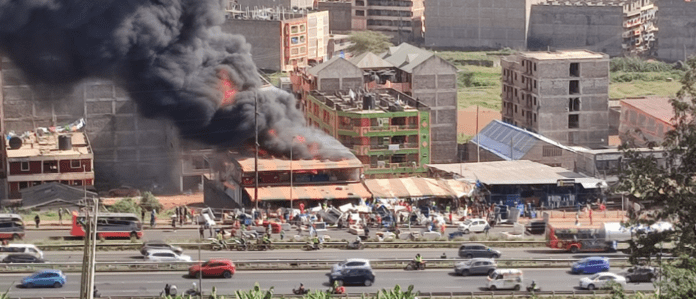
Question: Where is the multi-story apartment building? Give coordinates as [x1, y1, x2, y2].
[306, 89, 431, 178]
[501, 50, 610, 148]
[222, 9, 329, 72]
[622, 0, 658, 55]
[3, 131, 94, 199]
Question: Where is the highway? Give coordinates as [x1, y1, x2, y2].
[0, 269, 655, 297]
[40, 247, 628, 263]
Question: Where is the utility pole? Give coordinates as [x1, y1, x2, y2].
[79, 197, 98, 299]
[254, 90, 259, 211]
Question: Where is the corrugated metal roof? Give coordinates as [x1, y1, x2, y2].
[364, 178, 454, 198]
[244, 183, 371, 201]
[231, 152, 364, 173]
[379, 43, 434, 73]
[308, 56, 344, 76]
[620, 97, 674, 125]
[349, 52, 393, 69]
[472, 120, 538, 160]
[427, 160, 606, 188]
[438, 179, 475, 198]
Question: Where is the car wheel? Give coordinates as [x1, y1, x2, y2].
[513, 285, 520, 291]
[336, 280, 344, 286]
[53, 282, 62, 288]
[130, 232, 138, 240]
[464, 229, 470, 234]
[487, 269, 495, 275]
[625, 276, 631, 283]
[489, 285, 496, 291]
[570, 246, 579, 254]
[461, 270, 469, 276]
[12, 234, 21, 241]
[364, 280, 373, 286]
[223, 271, 232, 278]
[588, 284, 595, 291]
[465, 254, 473, 259]
[492, 254, 500, 259]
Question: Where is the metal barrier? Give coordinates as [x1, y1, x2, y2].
[0, 257, 633, 273]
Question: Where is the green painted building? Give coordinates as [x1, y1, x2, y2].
[305, 88, 431, 178]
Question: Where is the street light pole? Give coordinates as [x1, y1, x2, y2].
[88, 197, 97, 299]
[290, 139, 294, 220]
[254, 90, 259, 212]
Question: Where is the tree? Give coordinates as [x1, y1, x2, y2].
[347, 31, 393, 55]
[617, 56, 696, 298]
[108, 197, 140, 214]
[139, 192, 163, 212]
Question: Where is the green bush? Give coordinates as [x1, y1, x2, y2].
[140, 192, 163, 212]
[108, 197, 141, 214]
[610, 57, 675, 72]
[235, 283, 273, 299]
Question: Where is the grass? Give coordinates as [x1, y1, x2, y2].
[436, 52, 503, 111]
[609, 80, 682, 99]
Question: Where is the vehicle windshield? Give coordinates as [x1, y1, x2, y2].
[338, 261, 347, 266]
[463, 220, 473, 225]
[589, 274, 601, 280]
[488, 272, 497, 279]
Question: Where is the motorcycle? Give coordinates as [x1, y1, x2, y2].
[255, 240, 274, 251]
[233, 238, 248, 251]
[404, 260, 426, 270]
[346, 240, 364, 250]
[305, 241, 323, 251]
[526, 284, 540, 292]
[292, 288, 310, 295]
[211, 239, 229, 251]
[159, 284, 178, 297]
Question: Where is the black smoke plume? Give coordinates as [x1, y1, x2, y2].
[0, 0, 354, 160]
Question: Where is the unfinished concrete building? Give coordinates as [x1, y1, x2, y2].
[501, 50, 610, 148]
[425, 0, 544, 50]
[655, 0, 696, 62]
[234, 0, 314, 10]
[318, 1, 353, 33]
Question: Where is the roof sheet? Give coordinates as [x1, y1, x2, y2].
[349, 52, 394, 69]
[364, 178, 454, 198]
[6, 132, 92, 158]
[380, 43, 434, 73]
[231, 152, 364, 173]
[521, 50, 605, 60]
[244, 182, 371, 201]
[427, 160, 606, 188]
[620, 97, 674, 125]
[471, 120, 538, 160]
[308, 56, 343, 76]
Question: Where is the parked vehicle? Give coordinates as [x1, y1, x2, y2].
[332, 258, 371, 275]
[140, 240, 183, 256]
[579, 273, 626, 290]
[526, 221, 546, 235]
[144, 249, 192, 262]
[330, 268, 376, 286]
[108, 186, 141, 197]
[0, 213, 25, 241]
[188, 259, 235, 278]
[458, 218, 489, 234]
[305, 241, 322, 251]
[624, 266, 657, 283]
[21, 269, 66, 288]
[571, 257, 610, 274]
[454, 258, 497, 276]
[458, 243, 501, 259]
[2, 254, 44, 263]
[486, 269, 523, 291]
[0, 244, 44, 259]
[346, 240, 364, 250]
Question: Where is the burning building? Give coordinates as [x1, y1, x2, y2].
[204, 147, 370, 209]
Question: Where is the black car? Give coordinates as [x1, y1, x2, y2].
[140, 240, 183, 256]
[329, 268, 376, 286]
[458, 243, 501, 259]
[2, 254, 45, 263]
[625, 266, 657, 283]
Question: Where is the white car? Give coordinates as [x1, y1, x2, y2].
[458, 218, 489, 234]
[579, 273, 626, 290]
[331, 258, 371, 274]
[144, 249, 192, 262]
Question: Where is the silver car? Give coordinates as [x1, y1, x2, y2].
[454, 258, 497, 276]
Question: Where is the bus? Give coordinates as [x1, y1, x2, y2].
[70, 212, 143, 239]
[546, 222, 624, 253]
[0, 214, 25, 241]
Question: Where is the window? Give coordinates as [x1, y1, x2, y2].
[356, 10, 365, 16]
[71, 160, 81, 168]
[569, 80, 580, 94]
[533, 63, 537, 72]
[533, 113, 537, 122]
[570, 63, 579, 77]
[569, 98, 581, 112]
[291, 26, 298, 34]
[514, 105, 518, 113]
[534, 80, 537, 89]
[43, 161, 58, 173]
[299, 24, 305, 32]
[533, 97, 537, 106]
[568, 114, 579, 129]
[21, 162, 30, 171]
[542, 145, 563, 157]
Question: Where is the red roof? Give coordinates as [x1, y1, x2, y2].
[620, 97, 674, 125]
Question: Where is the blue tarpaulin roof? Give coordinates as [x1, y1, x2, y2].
[471, 120, 537, 160]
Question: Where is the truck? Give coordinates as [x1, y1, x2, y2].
[546, 222, 631, 253]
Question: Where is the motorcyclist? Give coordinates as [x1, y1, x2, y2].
[298, 283, 306, 294]
[414, 253, 423, 268]
[353, 235, 362, 245]
[312, 236, 321, 249]
[263, 233, 272, 245]
[530, 280, 537, 290]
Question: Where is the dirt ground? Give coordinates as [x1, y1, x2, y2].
[101, 193, 204, 209]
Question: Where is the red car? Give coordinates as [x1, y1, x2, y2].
[262, 220, 282, 234]
[188, 259, 235, 278]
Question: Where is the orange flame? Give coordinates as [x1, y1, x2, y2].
[218, 69, 237, 107]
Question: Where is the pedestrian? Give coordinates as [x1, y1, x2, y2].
[364, 225, 370, 238]
[58, 208, 63, 225]
[179, 206, 184, 226]
[198, 225, 205, 239]
[171, 214, 177, 229]
[575, 212, 580, 226]
[440, 222, 446, 235]
[141, 209, 145, 222]
[589, 208, 593, 225]
[164, 284, 171, 296]
[484, 224, 490, 237]
[150, 209, 156, 228]
[280, 229, 285, 241]
[34, 214, 40, 228]
[209, 225, 214, 238]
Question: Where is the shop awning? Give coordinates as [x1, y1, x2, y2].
[244, 183, 371, 202]
[365, 178, 454, 199]
[438, 179, 475, 198]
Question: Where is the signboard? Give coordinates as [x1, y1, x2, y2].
[557, 179, 575, 187]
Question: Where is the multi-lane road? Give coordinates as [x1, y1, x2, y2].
[0, 269, 655, 297]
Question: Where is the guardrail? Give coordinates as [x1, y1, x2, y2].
[0, 257, 634, 273]
[4, 289, 655, 299]
[35, 240, 547, 251]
